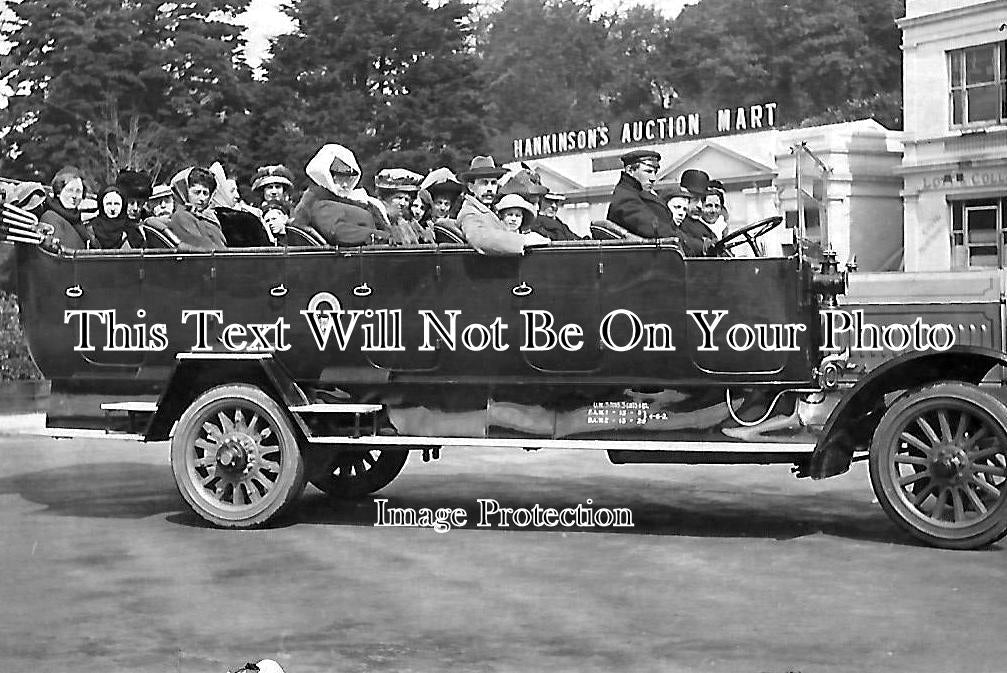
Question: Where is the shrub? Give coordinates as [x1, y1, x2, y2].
[0, 290, 43, 382]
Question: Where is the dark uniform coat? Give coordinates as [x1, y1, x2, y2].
[680, 215, 718, 255]
[607, 173, 675, 239]
[606, 173, 707, 255]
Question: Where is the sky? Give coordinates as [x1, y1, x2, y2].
[238, 0, 696, 68]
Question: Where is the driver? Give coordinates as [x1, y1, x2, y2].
[678, 169, 719, 253]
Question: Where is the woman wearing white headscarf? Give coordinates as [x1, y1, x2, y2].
[290, 144, 388, 246]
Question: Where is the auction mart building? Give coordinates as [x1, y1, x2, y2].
[519, 0, 1006, 278]
[508, 104, 905, 274]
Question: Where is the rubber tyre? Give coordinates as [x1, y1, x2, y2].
[171, 384, 306, 528]
[309, 448, 409, 499]
[869, 382, 1007, 550]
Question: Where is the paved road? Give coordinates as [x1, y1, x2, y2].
[0, 433, 1004, 673]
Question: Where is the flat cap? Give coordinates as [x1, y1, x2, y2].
[620, 149, 661, 166]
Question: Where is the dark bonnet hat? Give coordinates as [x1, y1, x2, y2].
[116, 170, 153, 201]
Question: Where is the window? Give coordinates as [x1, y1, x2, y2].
[591, 156, 624, 173]
[948, 42, 1006, 127]
[951, 199, 1006, 269]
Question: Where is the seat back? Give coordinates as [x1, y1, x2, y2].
[285, 224, 326, 247]
[138, 225, 177, 249]
[433, 220, 465, 244]
[590, 219, 644, 242]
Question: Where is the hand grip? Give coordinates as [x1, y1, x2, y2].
[512, 282, 532, 297]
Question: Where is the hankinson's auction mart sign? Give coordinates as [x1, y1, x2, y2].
[511, 102, 779, 161]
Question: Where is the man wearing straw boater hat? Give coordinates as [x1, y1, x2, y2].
[456, 155, 548, 255]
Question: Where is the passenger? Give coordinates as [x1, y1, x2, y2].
[210, 163, 274, 246]
[495, 193, 537, 233]
[411, 188, 436, 232]
[39, 166, 98, 250]
[116, 170, 153, 225]
[661, 185, 713, 256]
[168, 166, 227, 250]
[678, 169, 719, 253]
[541, 192, 564, 219]
[374, 168, 433, 245]
[147, 184, 175, 219]
[420, 167, 464, 223]
[142, 184, 182, 246]
[261, 199, 291, 246]
[290, 143, 388, 246]
[91, 185, 145, 249]
[701, 179, 729, 239]
[457, 156, 548, 255]
[250, 164, 297, 212]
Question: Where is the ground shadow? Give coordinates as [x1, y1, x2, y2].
[7, 461, 997, 550]
[0, 462, 183, 518]
[286, 472, 920, 546]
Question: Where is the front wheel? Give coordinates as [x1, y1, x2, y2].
[171, 384, 306, 528]
[869, 382, 1007, 549]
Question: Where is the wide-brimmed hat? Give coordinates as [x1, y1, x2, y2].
[420, 167, 464, 196]
[374, 168, 423, 192]
[251, 165, 295, 192]
[542, 192, 566, 203]
[499, 169, 549, 199]
[460, 156, 507, 182]
[147, 184, 173, 202]
[680, 169, 711, 197]
[495, 193, 537, 216]
[116, 170, 153, 201]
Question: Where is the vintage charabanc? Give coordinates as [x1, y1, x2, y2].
[2, 191, 1006, 550]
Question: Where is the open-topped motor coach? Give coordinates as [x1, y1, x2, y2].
[2, 189, 1006, 550]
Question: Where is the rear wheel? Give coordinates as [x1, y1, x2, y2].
[171, 384, 305, 528]
[869, 382, 1007, 549]
[309, 448, 409, 499]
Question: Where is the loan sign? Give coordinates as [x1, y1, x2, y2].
[511, 102, 779, 161]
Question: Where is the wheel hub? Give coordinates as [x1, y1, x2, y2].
[215, 433, 257, 476]
[931, 444, 968, 483]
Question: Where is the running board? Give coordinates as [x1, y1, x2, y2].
[24, 428, 147, 441]
[289, 403, 382, 413]
[101, 402, 158, 412]
[305, 435, 815, 453]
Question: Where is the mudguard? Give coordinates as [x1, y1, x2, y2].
[803, 345, 1007, 479]
[144, 353, 309, 441]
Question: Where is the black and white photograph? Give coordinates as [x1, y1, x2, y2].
[1, 0, 1006, 670]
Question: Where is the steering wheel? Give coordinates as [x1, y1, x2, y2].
[709, 215, 784, 257]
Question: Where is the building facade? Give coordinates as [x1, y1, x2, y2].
[899, 0, 1007, 272]
[515, 119, 904, 272]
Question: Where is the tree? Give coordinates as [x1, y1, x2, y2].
[599, 6, 678, 119]
[0, 0, 256, 184]
[476, 0, 612, 151]
[254, 0, 490, 185]
[667, 0, 904, 127]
